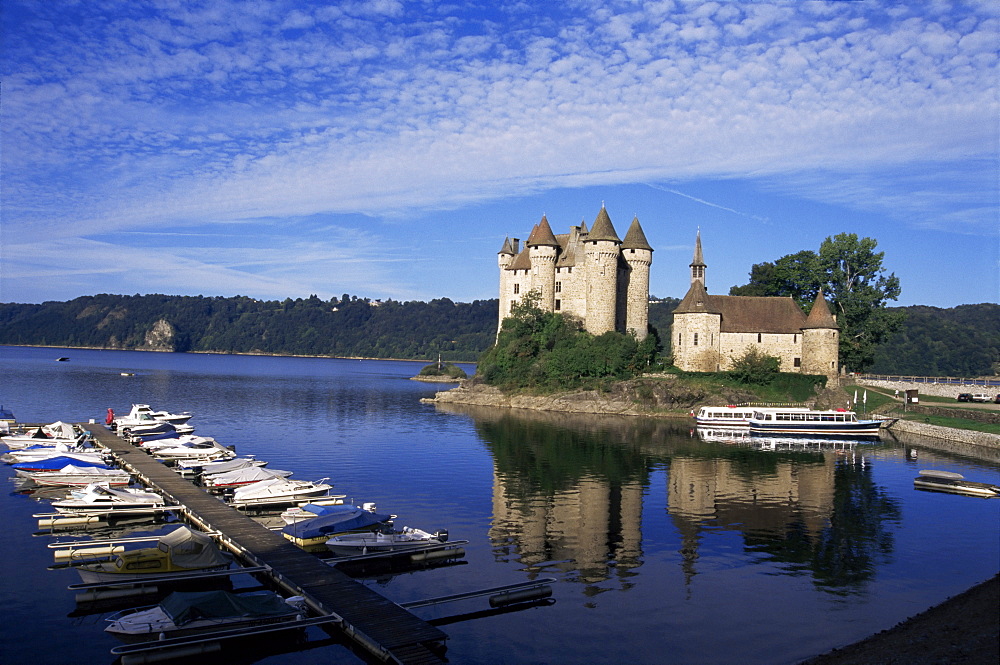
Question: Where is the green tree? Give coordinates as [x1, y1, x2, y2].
[728, 347, 781, 385]
[819, 233, 904, 372]
[730, 233, 903, 372]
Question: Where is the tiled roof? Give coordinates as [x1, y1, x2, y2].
[802, 289, 839, 329]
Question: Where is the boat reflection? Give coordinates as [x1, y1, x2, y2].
[694, 427, 865, 452]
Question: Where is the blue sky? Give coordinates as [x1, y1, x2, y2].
[2, 0, 997, 308]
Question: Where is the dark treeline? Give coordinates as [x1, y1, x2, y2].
[0, 295, 996, 376]
[0, 294, 496, 361]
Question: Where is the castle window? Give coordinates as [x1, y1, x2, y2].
[555, 299, 561, 311]
[757, 333, 762, 343]
[513, 284, 520, 294]
[555, 282, 562, 293]
[567, 267, 572, 273]
[678, 333, 682, 346]
[510, 301, 516, 312]
[793, 334, 798, 343]
[694, 333, 699, 346]
[794, 358, 801, 368]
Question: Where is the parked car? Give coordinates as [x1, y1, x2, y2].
[970, 393, 990, 402]
[957, 393, 972, 402]
[994, 394, 1000, 404]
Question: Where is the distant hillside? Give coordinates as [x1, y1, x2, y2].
[0, 294, 496, 362]
[0, 296, 995, 377]
[869, 303, 999, 377]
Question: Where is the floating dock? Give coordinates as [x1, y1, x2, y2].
[80, 423, 447, 664]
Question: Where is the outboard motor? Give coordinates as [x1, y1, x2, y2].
[434, 529, 449, 542]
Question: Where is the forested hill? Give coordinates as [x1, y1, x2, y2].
[0, 295, 996, 376]
[869, 303, 1000, 377]
[0, 294, 497, 361]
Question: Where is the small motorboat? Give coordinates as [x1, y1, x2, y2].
[229, 477, 335, 508]
[3, 442, 105, 465]
[913, 470, 1000, 498]
[23, 464, 132, 487]
[202, 466, 292, 490]
[326, 526, 449, 556]
[110, 404, 192, 431]
[12, 455, 114, 475]
[175, 456, 267, 478]
[105, 590, 306, 643]
[281, 503, 391, 549]
[51, 483, 166, 513]
[150, 439, 235, 463]
[74, 526, 233, 583]
[1, 422, 81, 449]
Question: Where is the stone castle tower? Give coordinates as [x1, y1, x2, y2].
[671, 231, 840, 381]
[498, 205, 653, 340]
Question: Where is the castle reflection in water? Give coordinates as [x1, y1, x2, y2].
[439, 404, 899, 595]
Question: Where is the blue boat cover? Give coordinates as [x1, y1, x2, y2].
[281, 506, 391, 540]
[12, 456, 111, 471]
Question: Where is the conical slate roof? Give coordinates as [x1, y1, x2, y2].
[802, 289, 839, 329]
[498, 237, 516, 255]
[588, 206, 621, 243]
[526, 215, 559, 247]
[621, 216, 653, 251]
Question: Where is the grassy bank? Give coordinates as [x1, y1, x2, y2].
[846, 386, 1000, 435]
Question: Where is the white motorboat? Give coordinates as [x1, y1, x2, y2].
[1, 422, 81, 449]
[202, 466, 292, 490]
[110, 404, 192, 430]
[75, 526, 232, 583]
[105, 590, 306, 644]
[913, 470, 1000, 498]
[25, 464, 132, 487]
[230, 477, 334, 507]
[175, 456, 267, 478]
[3, 444, 105, 465]
[51, 483, 166, 513]
[139, 434, 216, 451]
[326, 526, 449, 556]
[151, 439, 235, 463]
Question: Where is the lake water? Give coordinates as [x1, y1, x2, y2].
[1, 345, 998, 665]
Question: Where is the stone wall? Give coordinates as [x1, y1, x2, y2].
[884, 418, 1000, 461]
[858, 379, 999, 400]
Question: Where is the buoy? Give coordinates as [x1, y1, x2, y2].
[489, 585, 552, 608]
[75, 585, 158, 604]
[53, 545, 124, 561]
[39, 515, 102, 529]
[120, 641, 221, 665]
[410, 547, 465, 564]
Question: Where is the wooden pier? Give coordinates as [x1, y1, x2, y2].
[80, 423, 447, 665]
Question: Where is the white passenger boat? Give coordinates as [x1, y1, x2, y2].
[26, 464, 132, 487]
[202, 466, 292, 490]
[230, 477, 334, 507]
[3, 445, 105, 465]
[747, 408, 883, 438]
[693, 405, 809, 427]
[105, 590, 306, 644]
[326, 526, 449, 556]
[51, 483, 166, 513]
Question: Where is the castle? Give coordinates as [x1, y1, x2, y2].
[497, 206, 653, 340]
[670, 232, 841, 380]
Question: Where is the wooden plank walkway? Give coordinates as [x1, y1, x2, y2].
[81, 424, 447, 665]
